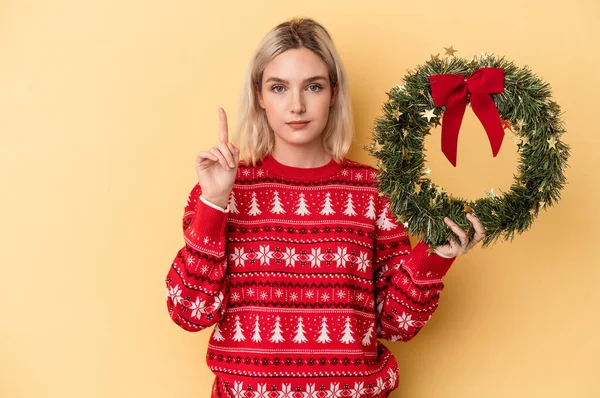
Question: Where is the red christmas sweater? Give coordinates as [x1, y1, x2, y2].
[165, 154, 455, 398]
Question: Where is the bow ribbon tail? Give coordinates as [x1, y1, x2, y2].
[440, 85, 468, 167]
[470, 93, 505, 157]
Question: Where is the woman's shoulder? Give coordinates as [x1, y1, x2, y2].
[341, 156, 378, 171]
[338, 156, 381, 184]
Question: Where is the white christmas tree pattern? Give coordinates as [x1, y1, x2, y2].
[292, 316, 308, 343]
[364, 195, 376, 219]
[320, 192, 336, 215]
[231, 186, 403, 223]
[251, 315, 262, 342]
[376, 202, 397, 231]
[269, 316, 285, 343]
[340, 317, 356, 344]
[232, 315, 246, 342]
[228, 191, 239, 214]
[361, 324, 374, 346]
[212, 323, 225, 341]
[270, 190, 286, 214]
[343, 193, 357, 216]
[316, 317, 332, 343]
[294, 193, 311, 216]
[247, 192, 262, 216]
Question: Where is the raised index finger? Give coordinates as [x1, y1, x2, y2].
[218, 107, 229, 144]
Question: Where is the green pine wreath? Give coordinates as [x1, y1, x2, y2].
[366, 50, 570, 248]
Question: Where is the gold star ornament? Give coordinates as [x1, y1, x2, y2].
[444, 46, 458, 56]
[420, 108, 437, 122]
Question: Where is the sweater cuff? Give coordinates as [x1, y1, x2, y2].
[185, 196, 229, 250]
[403, 241, 456, 284]
[200, 195, 230, 212]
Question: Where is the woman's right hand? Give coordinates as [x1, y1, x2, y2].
[195, 107, 239, 209]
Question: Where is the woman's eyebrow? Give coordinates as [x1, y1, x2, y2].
[265, 76, 328, 84]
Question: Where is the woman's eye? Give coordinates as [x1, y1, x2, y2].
[270, 84, 323, 93]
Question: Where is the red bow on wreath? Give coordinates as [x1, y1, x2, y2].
[429, 68, 505, 167]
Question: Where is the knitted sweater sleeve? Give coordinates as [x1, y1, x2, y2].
[373, 193, 456, 342]
[165, 183, 230, 332]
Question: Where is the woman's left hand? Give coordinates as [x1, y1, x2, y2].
[433, 213, 486, 258]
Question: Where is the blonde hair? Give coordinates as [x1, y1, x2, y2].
[232, 17, 354, 167]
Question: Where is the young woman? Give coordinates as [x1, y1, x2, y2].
[165, 17, 485, 398]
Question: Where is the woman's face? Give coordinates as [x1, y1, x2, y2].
[257, 47, 337, 151]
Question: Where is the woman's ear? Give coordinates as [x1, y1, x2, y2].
[330, 83, 338, 107]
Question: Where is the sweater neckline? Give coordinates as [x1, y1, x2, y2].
[260, 154, 343, 181]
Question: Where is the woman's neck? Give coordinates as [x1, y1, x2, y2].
[271, 144, 331, 168]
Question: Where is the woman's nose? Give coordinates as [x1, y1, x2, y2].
[290, 90, 305, 113]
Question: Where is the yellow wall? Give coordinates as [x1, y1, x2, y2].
[2, 1, 598, 397]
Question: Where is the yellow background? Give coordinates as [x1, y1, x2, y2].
[2, 0, 599, 397]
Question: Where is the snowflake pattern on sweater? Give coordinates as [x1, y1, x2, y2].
[166, 154, 455, 397]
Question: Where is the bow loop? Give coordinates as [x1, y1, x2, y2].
[428, 67, 505, 166]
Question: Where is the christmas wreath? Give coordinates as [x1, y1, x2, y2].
[366, 47, 570, 248]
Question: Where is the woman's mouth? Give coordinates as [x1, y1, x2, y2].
[287, 121, 310, 130]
